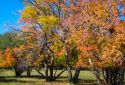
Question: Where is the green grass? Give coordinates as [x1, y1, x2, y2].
[0, 69, 98, 85]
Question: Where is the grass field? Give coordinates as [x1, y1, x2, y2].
[0, 69, 101, 85]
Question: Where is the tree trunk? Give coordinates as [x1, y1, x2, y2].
[15, 70, 22, 77]
[14, 66, 22, 77]
[94, 69, 102, 85]
[27, 67, 32, 77]
[67, 66, 73, 82]
[72, 68, 81, 84]
[44, 63, 49, 81]
[104, 67, 124, 85]
[49, 65, 54, 81]
[89, 59, 102, 85]
[64, 44, 73, 82]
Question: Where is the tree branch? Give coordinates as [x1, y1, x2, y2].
[35, 69, 45, 78]
[55, 69, 66, 79]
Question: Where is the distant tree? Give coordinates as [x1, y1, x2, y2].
[0, 32, 21, 50]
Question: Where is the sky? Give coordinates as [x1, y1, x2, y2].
[0, 0, 24, 34]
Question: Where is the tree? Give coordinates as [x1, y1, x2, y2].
[58, 0, 125, 84]
[18, 0, 67, 81]
[0, 32, 23, 68]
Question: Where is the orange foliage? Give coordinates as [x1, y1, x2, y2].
[59, 0, 125, 68]
[0, 48, 16, 67]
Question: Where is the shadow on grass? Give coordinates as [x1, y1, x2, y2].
[0, 75, 125, 85]
[55, 79, 99, 85]
[0, 75, 68, 79]
[78, 79, 99, 85]
[0, 78, 36, 83]
[19, 75, 68, 79]
[0, 76, 40, 83]
[18, 75, 45, 79]
[0, 75, 41, 78]
[0, 76, 108, 85]
[0, 76, 99, 84]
